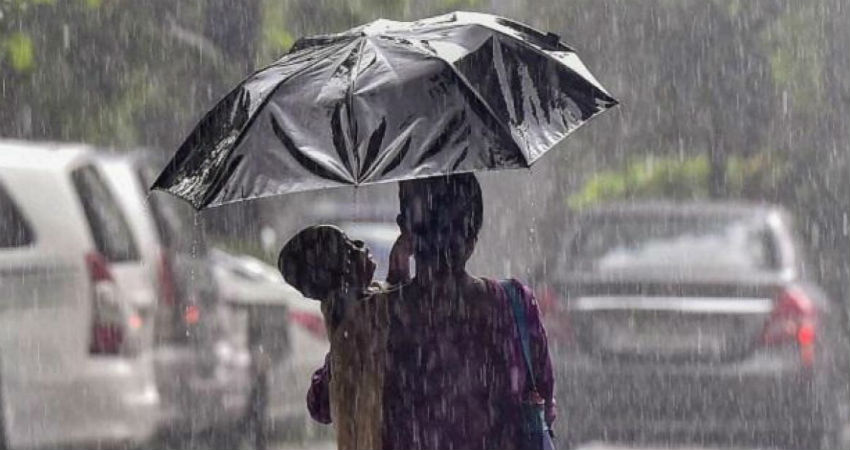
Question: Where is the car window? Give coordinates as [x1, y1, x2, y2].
[0, 182, 34, 248]
[567, 215, 780, 274]
[71, 165, 140, 262]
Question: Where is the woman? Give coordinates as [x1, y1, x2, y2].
[284, 174, 555, 450]
[382, 174, 556, 450]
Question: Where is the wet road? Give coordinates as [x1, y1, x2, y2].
[141, 438, 762, 450]
[575, 446, 764, 450]
[137, 435, 788, 450]
[268, 441, 770, 450]
[141, 432, 784, 450]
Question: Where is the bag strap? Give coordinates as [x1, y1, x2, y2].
[501, 280, 537, 391]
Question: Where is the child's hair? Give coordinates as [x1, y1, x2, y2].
[278, 225, 350, 300]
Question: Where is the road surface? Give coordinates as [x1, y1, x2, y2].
[270, 441, 767, 450]
[144, 430, 781, 450]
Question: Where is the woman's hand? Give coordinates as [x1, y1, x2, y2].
[386, 230, 413, 285]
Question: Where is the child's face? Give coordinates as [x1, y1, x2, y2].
[302, 233, 376, 297]
[341, 235, 377, 291]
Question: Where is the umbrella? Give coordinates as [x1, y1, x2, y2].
[153, 11, 618, 209]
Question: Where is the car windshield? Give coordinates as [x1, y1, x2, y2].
[566, 215, 780, 274]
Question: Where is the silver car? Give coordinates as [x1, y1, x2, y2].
[97, 152, 254, 436]
[209, 249, 329, 438]
[0, 141, 159, 449]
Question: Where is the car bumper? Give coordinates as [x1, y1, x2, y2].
[6, 358, 160, 449]
[556, 349, 825, 445]
[154, 346, 252, 435]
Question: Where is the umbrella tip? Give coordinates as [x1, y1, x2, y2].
[544, 32, 561, 47]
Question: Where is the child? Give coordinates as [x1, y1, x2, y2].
[278, 225, 410, 450]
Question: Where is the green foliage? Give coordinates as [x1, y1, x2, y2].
[569, 153, 787, 210]
[2, 32, 33, 72]
[0, 0, 56, 11]
[257, 0, 483, 64]
[263, 28, 295, 58]
[258, 0, 294, 63]
[439, 0, 482, 9]
[0, 0, 486, 147]
[570, 155, 707, 210]
[0, 0, 247, 148]
[764, 4, 824, 116]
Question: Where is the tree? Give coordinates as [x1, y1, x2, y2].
[0, 0, 257, 150]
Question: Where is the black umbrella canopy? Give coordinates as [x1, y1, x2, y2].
[153, 11, 618, 209]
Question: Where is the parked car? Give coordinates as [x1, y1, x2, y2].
[0, 141, 159, 449]
[209, 248, 328, 437]
[539, 202, 850, 449]
[98, 152, 253, 435]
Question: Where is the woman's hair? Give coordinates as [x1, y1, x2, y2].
[278, 225, 349, 300]
[398, 173, 483, 265]
[398, 173, 483, 239]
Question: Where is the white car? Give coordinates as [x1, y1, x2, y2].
[209, 249, 329, 436]
[96, 153, 253, 435]
[0, 141, 159, 449]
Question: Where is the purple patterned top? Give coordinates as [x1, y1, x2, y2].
[307, 278, 555, 449]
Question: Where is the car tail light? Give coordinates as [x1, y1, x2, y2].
[760, 287, 816, 366]
[289, 310, 326, 339]
[184, 304, 201, 325]
[157, 250, 177, 306]
[86, 252, 124, 355]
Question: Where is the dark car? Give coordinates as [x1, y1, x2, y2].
[538, 202, 850, 449]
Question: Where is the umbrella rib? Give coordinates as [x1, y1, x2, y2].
[372, 36, 529, 166]
[229, 41, 356, 153]
[173, 41, 357, 208]
[414, 27, 616, 166]
[484, 26, 617, 102]
[348, 38, 367, 183]
[383, 21, 616, 107]
[439, 55, 530, 166]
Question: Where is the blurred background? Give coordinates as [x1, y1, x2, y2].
[1, 0, 848, 449]
[3, 0, 847, 292]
